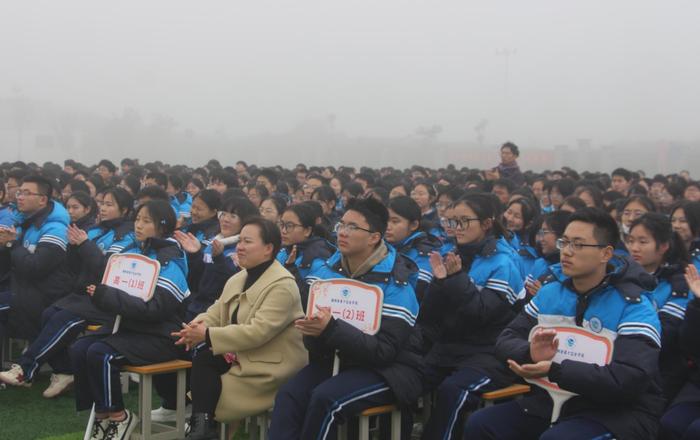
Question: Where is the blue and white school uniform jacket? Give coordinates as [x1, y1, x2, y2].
[502, 256, 664, 440]
[277, 236, 336, 309]
[301, 245, 423, 405]
[186, 236, 241, 320]
[392, 231, 442, 302]
[467, 237, 525, 308]
[690, 239, 700, 273]
[91, 237, 190, 364]
[170, 192, 193, 219]
[509, 231, 539, 282]
[2, 201, 72, 339]
[418, 236, 524, 385]
[649, 263, 691, 399]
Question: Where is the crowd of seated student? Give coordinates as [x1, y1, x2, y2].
[3, 146, 700, 439]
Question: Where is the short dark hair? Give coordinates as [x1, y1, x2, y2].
[258, 168, 279, 186]
[241, 216, 282, 258]
[612, 168, 632, 182]
[136, 200, 177, 238]
[135, 185, 169, 202]
[21, 174, 54, 198]
[210, 171, 239, 189]
[145, 171, 168, 188]
[193, 189, 222, 211]
[346, 197, 389, 236]
[103, 187, 134, 217]
[98, 160, 117, 173]
[221, 196, 259, 222]
[568, 207, 619, 247]
[501, 141, 520, 157]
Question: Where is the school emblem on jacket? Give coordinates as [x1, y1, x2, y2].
[566, 336, 576, 348]
[588, 317, 603, 333]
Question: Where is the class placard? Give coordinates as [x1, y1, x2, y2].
[101, 254, 161, 302]
[308, 279, 383, 335]
[526, 324, 614, 422]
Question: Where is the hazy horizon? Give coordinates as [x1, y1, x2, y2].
[1, 1, 699, 169]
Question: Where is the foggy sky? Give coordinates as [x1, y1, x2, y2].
[2, 0, 699, 153]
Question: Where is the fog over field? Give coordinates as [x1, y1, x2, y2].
[1, 1, 699, 173]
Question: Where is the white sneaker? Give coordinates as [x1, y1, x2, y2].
[43, 373, 74, 398]
[151, 404, 192, 422]
[90, 418, 108, 440]
[103, 409, 139, 440]
[0, 364, 31, 387]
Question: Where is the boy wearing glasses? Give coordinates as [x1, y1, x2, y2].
[0, 175, 71, 360]
[268, 198, 421, 440]
[465, 208, 664, 440]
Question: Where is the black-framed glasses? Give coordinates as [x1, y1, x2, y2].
[334, 222, 374, 235]
[277, 221, 304, 232]
[443, 216, 480, 230]
[556, 238, 608, 252]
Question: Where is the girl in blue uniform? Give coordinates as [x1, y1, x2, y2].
[418, 193, 524, 440]
[626, 213, 691, 400]
[385, 196, 441, 302]
[276, 202, 335, 309]
[69, 200, 190, 440]
[503, 197, 540, 280]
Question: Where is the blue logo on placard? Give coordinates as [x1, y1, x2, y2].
[566, 336, 576, 348]
[589, 317, 603, 333]
[131, 261, 138, 269]
[341, 288, 350, 297]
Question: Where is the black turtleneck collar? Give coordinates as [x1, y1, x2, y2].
[23, 202, 53, 229]
[243, 259, 275, 291]
[543, 251, 560, 265]
[74, 214, 97, 231]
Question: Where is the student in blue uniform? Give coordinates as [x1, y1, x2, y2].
[177, 189, 222, 296]
[168, 174, 193, 224]
[521, 211, 572, 301]
[660, 264, 700, 439]
[0, 187, 135, 398]
[268, 198, 422, 440]
[670, 201, 700, 271]
[625, 213, 691, 400]
[276, 202, 335, 309]
[464, 208, 664, 440]
[69, 200, 189, 440]
[64, 191, 97, 230]
[418, 192, 523, 440]
[0, 175, 71, 343]
[503, 197, 540, 280]
[384, 196, 441, 302]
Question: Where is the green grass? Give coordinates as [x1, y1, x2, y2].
[0, 372, 251, 440]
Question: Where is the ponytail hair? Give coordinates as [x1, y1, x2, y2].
[629, 212, 689, 266]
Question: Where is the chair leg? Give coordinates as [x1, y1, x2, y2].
[359, 415, 370, 440]
[176, 369, 187, 439]
[259, 413, 268, 440]
[391, 410, 401, 440]
[249, 416, 259, 440]
[83, 404, 96, 440]
[140, 374, 152, 440]
[120, 372, 129, 395]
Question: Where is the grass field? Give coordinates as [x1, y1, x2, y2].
[0, 373, 251, 440]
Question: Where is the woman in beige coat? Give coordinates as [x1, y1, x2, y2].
[173, 217, 308, 439]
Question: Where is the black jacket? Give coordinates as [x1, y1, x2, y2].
[301, 249, 425, 407]
[2, 203, 72, 340]
[90, 238, 188, 364]
[497, 258, 664, 440]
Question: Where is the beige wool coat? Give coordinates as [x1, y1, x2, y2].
[195, 260, 308, 422]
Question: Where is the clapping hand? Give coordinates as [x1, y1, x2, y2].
[685, 265, 700, 299]
[173, 231, 202, 254]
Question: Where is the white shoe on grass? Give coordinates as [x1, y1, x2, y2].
[43, 373, 74, 398]
[103, 409, 139, 440]
[151, 404, 192, 422]
[0, 364, 31, 387]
